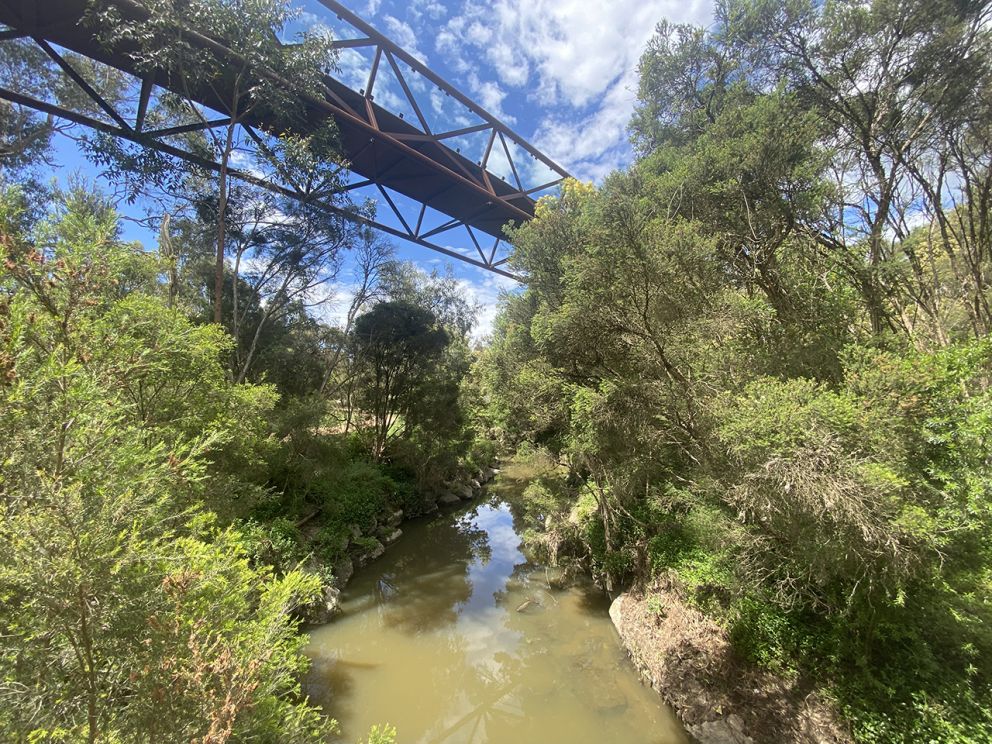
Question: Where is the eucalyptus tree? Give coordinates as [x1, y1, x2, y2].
[319, 231, 395, 397]
[220, 180, 358, 384]
[631, 17, 828, 328]
[0, 38, 66, 188]
[89, 0, 343, 323]
[729, 0, 992, 337]
[634, 0, 992, 340]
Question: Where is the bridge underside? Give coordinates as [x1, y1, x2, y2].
[0, 0, 570, 277]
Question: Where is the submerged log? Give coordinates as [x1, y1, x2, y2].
[516, 597, 541, 613]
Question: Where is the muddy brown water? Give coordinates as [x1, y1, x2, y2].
[304, 494, 688, 744]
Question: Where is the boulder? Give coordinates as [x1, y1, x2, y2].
[608, 594, 627, 629]
[347, 523, 362, 540]
[438, 491, 461, 506]
[303, 584, 341, 625]
[470, 478, 482, 492]
[355, 539, 385, 567]
[688, 717, 754, 744]
[594, 687, 629, 716]
[571, 661, 628, 716]
[456, 483, 474, 500]
[384, 528, 403, 545]
[332, 532, 350, 555]
[387, 509, 404, 528]
[332, 557, 354, 588]
[543, 566, 569, 589]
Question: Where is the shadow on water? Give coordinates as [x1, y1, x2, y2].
[305, 495, 688, 744]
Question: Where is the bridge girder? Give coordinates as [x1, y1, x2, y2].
[0, 0, 571, 278]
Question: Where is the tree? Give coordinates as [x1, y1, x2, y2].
[730, 0, 992, 337]
[0, 184, 333, 741]
[223, 183, 354, 384]
[481, 2, 992, 737]
[351, 300, 450, 459]
[319, 231, 395, 396]
[0, 39, 64, 175]
[90, 0, 342, 323]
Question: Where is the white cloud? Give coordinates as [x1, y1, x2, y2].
[228, 148, 265, 179]
[441, 0, 710, 106]
[457, 270, 521, 342]
[410, 0, 447, 21]
[313, 281, 362, 328]
[532, 66, 641, 182]
[382, 15, 428, 64]
[436, 0, 713, 180]
[466, 72, 516, 125]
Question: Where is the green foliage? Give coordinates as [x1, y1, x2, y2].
[315, 459, 397, 534]
[240, 517, 308, 573]
[351, 299, 457, 457]
[363, 723, 398, 744]
[0, 187, 333, 740]
[0, 39, 61, 181]
[483, 2, 992, 738]
[727, 597, 803, 675]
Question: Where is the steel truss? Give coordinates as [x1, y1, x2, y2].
[0, 0, 572, 279]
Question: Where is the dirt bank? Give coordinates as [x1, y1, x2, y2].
[609, 576, 852, 744]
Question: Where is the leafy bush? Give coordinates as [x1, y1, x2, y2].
[0, 188, 332, 740]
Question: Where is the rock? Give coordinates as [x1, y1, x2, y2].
[470, 478, 482, 492]
[347, 523, 362, 540]
[355, 539, 385, 567]
[304, 584, 341, 625]
[593, 687, 628, 716]
[331, 557, 354, 588]
[456, 483, 474, 500]
[688, 718, 754, 744]
[384, 528, 402, 545]
[328, 532, 350, 555]
[608, 594, 626, 629]
[543, 566, 568, 589]
[481, 466, 497, 482]
[569, 659, 629, 715]
[438, 491, 461, 506]
[387, 509, 403, 528]
[609, 586, 849, 744]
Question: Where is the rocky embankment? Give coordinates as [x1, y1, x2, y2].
[301, 464, 499, 624]
[609, 576, 852, 744]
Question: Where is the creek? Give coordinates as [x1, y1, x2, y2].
[304, 470, 688, 744]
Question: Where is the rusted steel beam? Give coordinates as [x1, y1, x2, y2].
[0, 0, 571, 275]
[318, 0, 571, 182]
[0, 85, 521, 279]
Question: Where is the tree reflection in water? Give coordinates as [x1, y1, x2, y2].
[305, 498, 687, 744]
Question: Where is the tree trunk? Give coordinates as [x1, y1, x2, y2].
[214, 123, 236, 325]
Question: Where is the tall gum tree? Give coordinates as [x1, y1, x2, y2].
[88, 0, 342, 324]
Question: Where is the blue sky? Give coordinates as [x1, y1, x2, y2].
[48, 0, 714, 339]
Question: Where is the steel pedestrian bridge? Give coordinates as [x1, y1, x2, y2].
[0, 0, 571, 277]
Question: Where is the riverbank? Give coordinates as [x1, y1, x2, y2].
[299, 463, 500, 624]
[609, 579, 851, 744]
[491, 450, 853, 744]
[304, 455, 851, 743]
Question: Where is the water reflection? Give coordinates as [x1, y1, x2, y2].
[305, 499, 687, 744]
